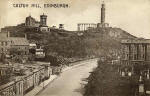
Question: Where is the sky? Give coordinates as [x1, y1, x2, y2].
[0, 0, 150, 38]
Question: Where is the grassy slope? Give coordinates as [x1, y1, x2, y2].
[2, 26, 136, 59]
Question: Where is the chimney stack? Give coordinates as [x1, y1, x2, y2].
[7, 31, 10, 38]
[59, 24, 64, 30]
[25, 34, 27, 39]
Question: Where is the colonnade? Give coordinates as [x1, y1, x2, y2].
[77, 23, 97, 31]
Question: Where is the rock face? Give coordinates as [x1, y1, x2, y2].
[86, 27, 136, 39]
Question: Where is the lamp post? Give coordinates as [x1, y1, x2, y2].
[41, 73, 45, 89]
[139, 75, 145, 96]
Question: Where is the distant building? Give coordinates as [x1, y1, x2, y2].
[35, 48, 45, 59]
[40, 13, 47, 27]
[39, 13, 48, 32]
[97, 1, 109, 28]
[51, 26, 57, 29]
[29, 43, 45, 59]
[25, 14, 49, 32]
[29, 43, 37, 49]
[59, 24, 64, 30]
[77, 1, 109, 31]
[25, 15, 40, 27]
[2, 14, 62, 33]
[77, 23, 97, 31]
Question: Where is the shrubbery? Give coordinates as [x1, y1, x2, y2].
[84, 59, 138, 96]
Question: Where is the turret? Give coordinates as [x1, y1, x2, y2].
[40, 13, 47, 27]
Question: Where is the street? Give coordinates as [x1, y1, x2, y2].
[36, 59, 98, 96]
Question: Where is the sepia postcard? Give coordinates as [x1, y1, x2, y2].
[0, 0, 150, 96]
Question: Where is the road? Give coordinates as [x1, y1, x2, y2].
[36, 59, 98, 96]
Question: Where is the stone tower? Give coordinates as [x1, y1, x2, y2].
[40, 13, 47, 27]
[97, 1, 109, 28]
[25, 14, 40, 27]
[101, 1, 105, 24]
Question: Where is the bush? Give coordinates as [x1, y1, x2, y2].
[84, 59, 138, 96]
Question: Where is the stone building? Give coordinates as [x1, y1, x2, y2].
[25, 14, 49, 31]
[97, 1, 109, 28]
[0, 32, 29, 61]
[39, 13, 48, 31]
[0, 32, 12, 58]
[121, 39, 150, 77]
[2, 14, 52, 33]
[0, 63, 52, 96]
[121, 39, 150, 65]
[59, 24, 64, 30]
[77, 1, 109, 31]
[25, 14, 48, 31]
[40, 13, 47, 27]
[121, 39, 150, 95]
[0, 64, 14, 84]
[10, 35, 29, 56]
[25, 15, 40, 27]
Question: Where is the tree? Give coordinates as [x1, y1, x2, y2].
[0, 53, 6, 64]
[10, 48, 26, 63]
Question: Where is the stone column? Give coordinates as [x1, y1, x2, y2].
[147, 69, 150, 79]
[77, 24, 80, 31]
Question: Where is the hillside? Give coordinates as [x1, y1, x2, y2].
[1, 26, 137, 60]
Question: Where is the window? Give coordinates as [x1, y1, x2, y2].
[143, 54, 145, 59]
[1, 48, 4, 52]
[1, 42, 4, 46]
[5, 42, 7, 46]
[127, 54, 129, 59]
[134, 54, 137, 60]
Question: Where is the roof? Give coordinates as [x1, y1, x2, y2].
[26, 16, 39, 23]
[29, 43, 36, 46]
[40, 13, 47, 17]
[0, 32, 29, 46]
[26, 16, 35, 20]
[0, 64, 13, 68]
[0, 32, 10, 41]
[0, 81, 15, 91]
[121, 39, 150, 44]
[10, 37, 29, 46]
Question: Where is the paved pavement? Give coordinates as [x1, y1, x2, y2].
[25, 75, 57, 96]
[36, 59, 98, 96]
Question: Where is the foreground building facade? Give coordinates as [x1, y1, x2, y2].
[121, 39, 150, 66]
[120, 39, 150, 95]
[0, 32, 29, 61]
[0, 32, 12, 58]
[0, 63, 52, 96]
